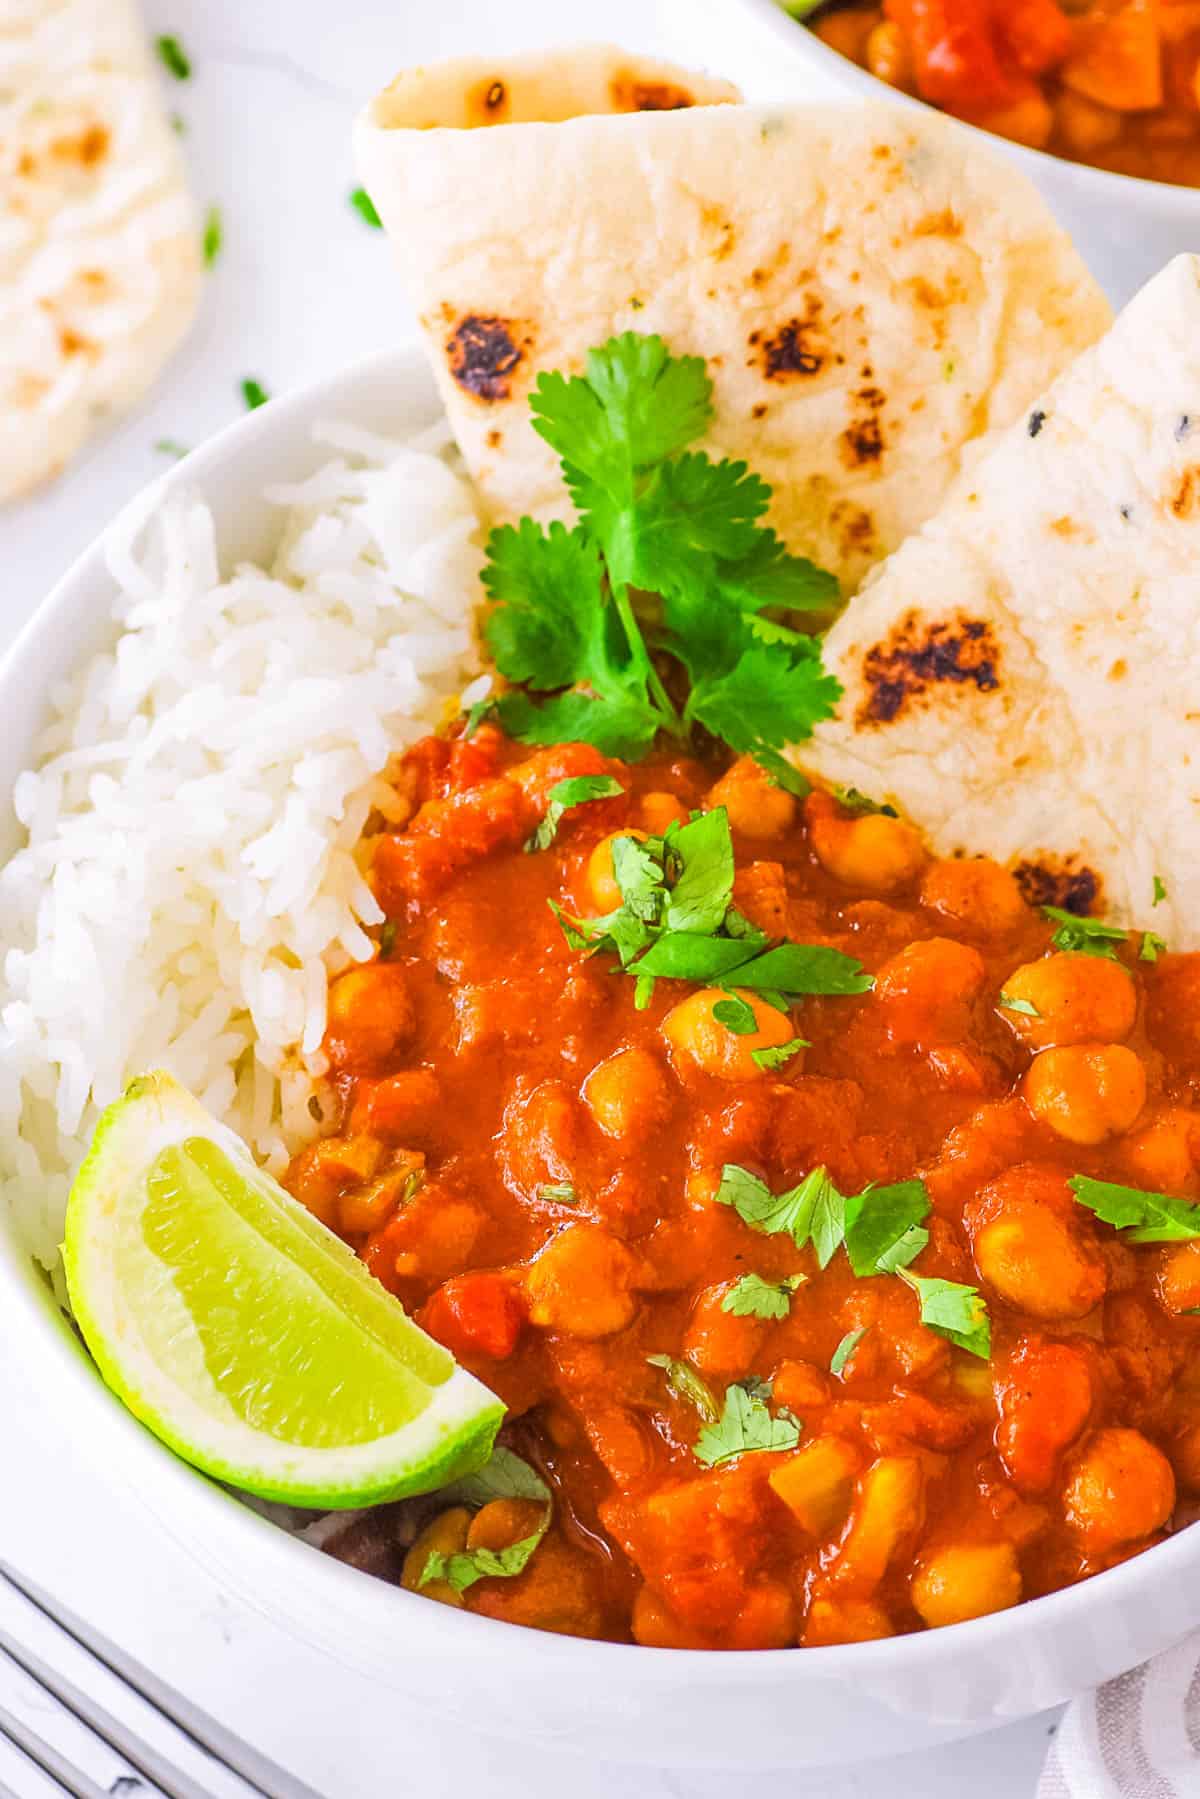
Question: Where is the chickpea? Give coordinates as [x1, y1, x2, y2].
[1024, 1044, 1146, 1146]
[1122, 1108, 1198, 1194]
[1173, 1424, 1200, 1496]
[401, 1506, 469, 1608]
[910, 1543, 1022, 1629]
[1159, 1240, 1200, 1316]
[583, 1046, 673, 1143]
[325, 961, 416, 1072]
[1064, 1428, 1175, 1555]
[806, 791, 926, 893]
[1055, 92, 1122, 156]
[1000, 952, 1136, 1050]
[638, 791, 689, 834]
[805, 1596, 895, 1646]
[706, 757, 797, 841]
[919, 858, 1027, 938]
[526, 1223, 639, 1338]
[970, 1165, 1106, 1321]
[661, 987, 801, 1083]
[978, 93, 1054, 151]
[865, 20, 912, 88]
[466, 1497, 545, 1553]
[585, 829, 647, 914]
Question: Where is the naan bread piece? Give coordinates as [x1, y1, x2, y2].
[805, 254, 1200, 945]
[1, 0, 201, 502]
[355, 48, 1110, 589]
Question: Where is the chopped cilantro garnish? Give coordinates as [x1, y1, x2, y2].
[154, 438, 188, 459]
[999, 992, 1040, 1017]
[1043, 906, 1127, 961]
[549, 807, 871, 1010]
[241, 378, 269, 411]
[484, 334, 842, 779]
[349, 186, 382, 228]
[156, 34, 190, 79]
[462, 697, 497, 739]
[418, 1447, 550, 1593]
[693, 1380, 802, 1467]
[832, 786, 897, 818]
[538, 1181, 577, 1206]
[750, 1036, 808, 1072]
[170, 111, 186, 135]
[1069, 1175, 1200, 1243]
[900, 1270, 991, 1360]
[842, 1179, 930, 1276]
[1153, 876, 1167, 907]
[525, 775, 623, 852]
[378, 920, 397, 958]
[830, 1327, 869, 1376]
[202, 205, 222, 267]
[712, 995, 758, 1035]
[721, 1272, 804, 1320]
[1140, 931, 1167, 963]
[647, 1354, 719, 1421]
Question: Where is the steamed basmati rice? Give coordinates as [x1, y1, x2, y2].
[0, 419, 487, 1269]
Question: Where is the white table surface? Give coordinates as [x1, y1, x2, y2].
[1, 2, 1061, 1793]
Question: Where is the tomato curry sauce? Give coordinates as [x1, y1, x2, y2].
[289, 724, 1200, 1649]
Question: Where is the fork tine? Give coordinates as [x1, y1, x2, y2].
[0, 1622, 212, 1799]
[0, 1700, 111, 1799]
[0, 1562, 322, 1799]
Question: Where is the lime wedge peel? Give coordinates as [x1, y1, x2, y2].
[63, 1072, 504, 1509]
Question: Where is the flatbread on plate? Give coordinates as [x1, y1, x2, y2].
[1, 0, 201, 502]
[355, 45, 1111, 589]
[804, 254, 1200, 946]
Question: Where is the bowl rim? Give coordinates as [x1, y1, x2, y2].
[4, 337, 1200, 1690]
[732, 0, 1200, 212]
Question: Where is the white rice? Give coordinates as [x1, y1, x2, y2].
[0, 419, 488, 1270]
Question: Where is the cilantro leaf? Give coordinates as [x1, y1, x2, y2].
[830, 1327, 869, 1376]
[525, 774, 623, 852]
[538, 1181, 577, 1205]
[714, 530, 841, 615]
[482, 520, 610, 692]
[1153, 876, 1167, 907]
[350, 186, 382, 228]
[1043, 906, 1128, 961]
[900, 1271, 991, 1360]
[602, 453, 769, 593]
[722, 1272, 804, 1320]
[612, 833, 667, 920]
[1069, 1175, 1200, 1243]
[663, 808, 735, 934]
[693, 1381, 802, 1467]
[462, 697, 497, 738]
[647, 1354, 720, 1422]
[497, 690, 658, 760]
[202, 206, 222, 267]
[842, 1180, 931, 1276]
[156, 34, 190, 78]
[687, 639, 843, 755]
[241, 378, 269, 411]
[751, 1036, 808, 1071]
[1140, 931, 1167, 963]
[999, 993, 1039, 1018]
[531, 334, 713, 495]
[726, 941, 873, 997]
[715, 1163, 846, 1268]
[712, 995, 759, 1035]
[420, 1447, 552, 1593]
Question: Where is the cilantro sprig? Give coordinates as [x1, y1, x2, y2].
[551, 806, 871, 1014]
[483, 334, 842, 771]
[716, 1165, 930, 1278]
[417, 1447, 551, 1594]
[1070, 1175, 1200, 1243]
[525, 774, 623, 852]
[898, 1271, 991, 1360]
[1042, 905, 1166, 966]
[722, 1271, 805, 1320]
[694, 1379, 802, 1467]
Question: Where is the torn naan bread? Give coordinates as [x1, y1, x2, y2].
[805, 254, 1200, 945]
[355, 46, 1110, 589]
[1, 0, 201, 502]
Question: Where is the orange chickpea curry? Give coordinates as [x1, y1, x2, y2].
[290, 724, 1200, 1651]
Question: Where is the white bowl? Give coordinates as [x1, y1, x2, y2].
[706, 0, 1200, 307]
[4, 344, 1200, 1773]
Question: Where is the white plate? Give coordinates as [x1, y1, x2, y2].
[3, 342, 1199, 1770]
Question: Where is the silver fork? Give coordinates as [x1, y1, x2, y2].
[0, 1560, 324, 1799]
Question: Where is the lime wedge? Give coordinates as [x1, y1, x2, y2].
[63, 1072, 504, 1507]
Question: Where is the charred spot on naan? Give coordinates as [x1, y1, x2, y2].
[444, 314, 532, 403]
[466, 78, 510, 122]
[753, 301, 827, 381]
[840, 381, 887, 470]
[1013, 860, 1102, 918]
[857, 612, 1000, 726]
[1169, 467, 1200, 518]
[610, 73, 697, 112]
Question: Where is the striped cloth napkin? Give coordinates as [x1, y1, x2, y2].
[1040, 1640, 1200, 1796]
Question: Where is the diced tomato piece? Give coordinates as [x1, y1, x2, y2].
[419, 1271, 525, 1361]
[349, 1069, 441, 1141]
[371, 777, 534, 907]
[1000, 0, 1072, 73]
[994, 1335, 1095, 1494]
[505, 742, 625, 814]
[1062, 0, 1164, 111]
[885, 0, 1031, 109]
[445, 722, 506, 793]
